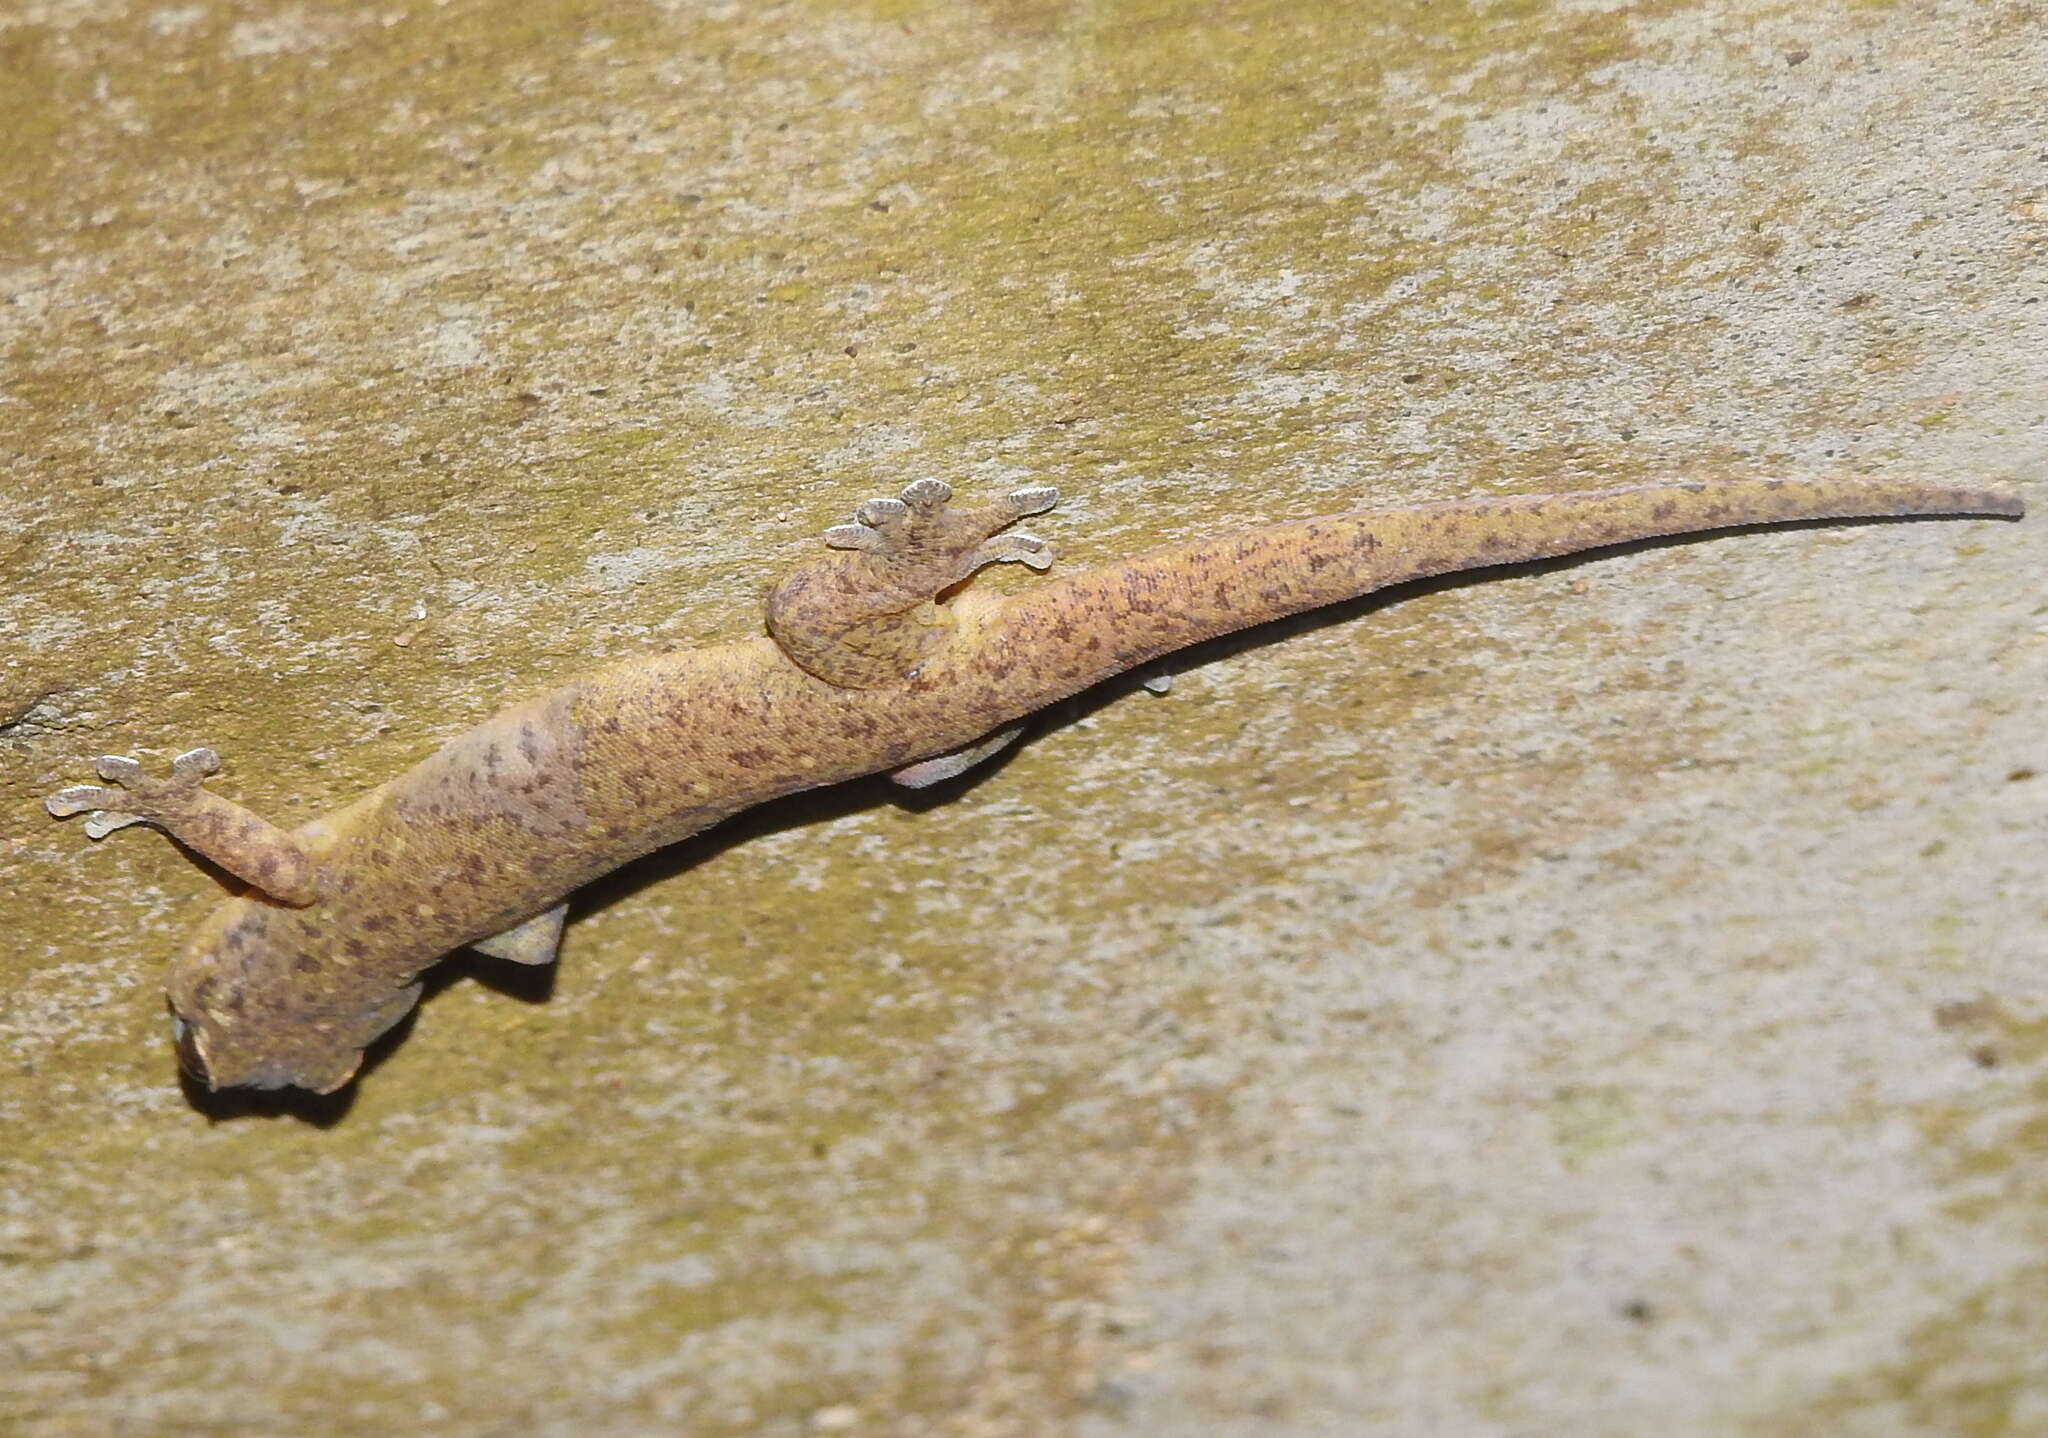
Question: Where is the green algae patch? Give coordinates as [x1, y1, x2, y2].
[1814, 1276, 2048, 1438]
[1795, 1000, 2048, 1437]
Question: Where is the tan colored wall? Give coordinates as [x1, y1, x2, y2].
[2, 0, 2042, 1432]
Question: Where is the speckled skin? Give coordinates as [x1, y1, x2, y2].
[45, 476, 2024, 1092]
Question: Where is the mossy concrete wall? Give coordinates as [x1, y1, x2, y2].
[2, 0, 2043, 1433]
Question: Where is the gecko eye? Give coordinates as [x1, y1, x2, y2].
[170, 1013, 211, 1086]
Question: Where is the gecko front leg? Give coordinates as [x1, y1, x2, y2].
[45, 748, 320, 906]
[766, 478, 1059, 688]
[889, 722, 1029, 789]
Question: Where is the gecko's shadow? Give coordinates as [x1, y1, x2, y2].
[187, 510, 2002, 1121]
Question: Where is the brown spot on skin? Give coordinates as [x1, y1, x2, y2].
[397, 690, 591, 839]
[728, 748, 773, 769]
[294, 954, 320, 974]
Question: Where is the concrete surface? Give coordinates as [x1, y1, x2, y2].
[1, 0, 2043, 1433]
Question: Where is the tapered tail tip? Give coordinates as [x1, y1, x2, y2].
[1899, 483, 2026, 518]
[1952, 486, 2027, 518]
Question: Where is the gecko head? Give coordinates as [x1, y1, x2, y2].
[167, 1000, 380, 1094]
[165, 900, 423, 1094]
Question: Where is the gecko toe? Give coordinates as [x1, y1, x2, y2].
[853, 496, 909, 530]
[171, 747, 221, 780]
[82, 811, 148, 840]
[971, 532, 1054, 571]
[46, 785, 122, 818]
[93, 754, 145, 784]
[900, 478, 953, 510]
[822, 523, 884, 552]
[1003, 485, 1059, 517]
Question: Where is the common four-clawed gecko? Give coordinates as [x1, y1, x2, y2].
[45, 476, 2024, 1092]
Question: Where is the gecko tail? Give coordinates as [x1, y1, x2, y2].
[977, 476, 2024, 688]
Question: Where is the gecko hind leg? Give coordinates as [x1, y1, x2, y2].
[768, 479, 1060, 688]
[46, 748, 320, 906]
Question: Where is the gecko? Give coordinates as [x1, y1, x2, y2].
[44, 475, 2023, 1093]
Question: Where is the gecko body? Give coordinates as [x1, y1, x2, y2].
[46, 476, 2023, 1092]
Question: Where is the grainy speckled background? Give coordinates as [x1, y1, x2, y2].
[2, 0, 2044, 1433]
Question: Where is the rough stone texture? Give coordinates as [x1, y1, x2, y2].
[1, 0, 2042, 1434]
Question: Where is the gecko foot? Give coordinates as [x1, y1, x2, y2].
[46, 748, 222, 838]
[820, 478, 1058, 580]
[46, 747, 320, 905]
[768, 480, 1062, 688]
